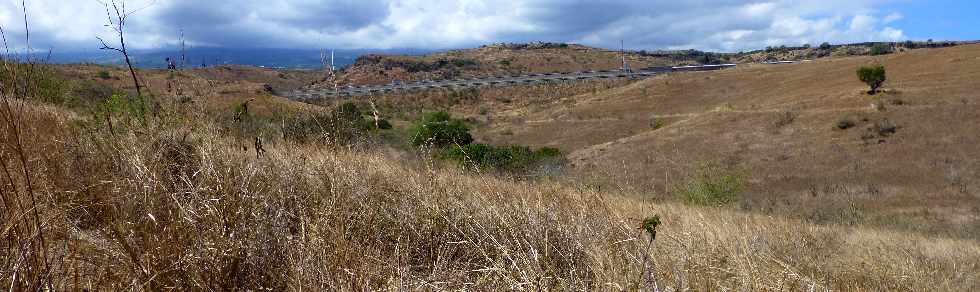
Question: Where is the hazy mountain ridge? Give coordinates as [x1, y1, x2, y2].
[38, 47, 435, 69]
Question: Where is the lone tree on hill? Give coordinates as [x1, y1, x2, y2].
[857, 65, 886, 94]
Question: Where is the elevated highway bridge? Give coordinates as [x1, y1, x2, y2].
[283, 64, 736, 100]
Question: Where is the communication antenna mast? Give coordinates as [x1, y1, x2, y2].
[179, 29, 186, 68]
[320, 48, 327, 71]
[331, 50, 335, 72]
[621, 40, 631, 74]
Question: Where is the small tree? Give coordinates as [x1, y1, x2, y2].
[97, 0, 153, 120]
[856, 65, 886, 94]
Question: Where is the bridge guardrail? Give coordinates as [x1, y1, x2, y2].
[286, 64, 737, 100]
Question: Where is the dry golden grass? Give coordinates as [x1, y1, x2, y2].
[468, 44, 980, 239]
[2, 90, 979, 290]
[4, 43, 980, 290]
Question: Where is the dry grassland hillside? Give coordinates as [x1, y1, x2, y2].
[2, 100, 978, 290]
[3, 44, 979, 291]
[472, 44, 980, 238]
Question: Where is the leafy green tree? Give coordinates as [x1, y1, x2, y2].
[856, 65, 887, 94]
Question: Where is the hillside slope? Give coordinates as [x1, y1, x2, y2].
[311, 41, 974, 88]
[324, 42, 727, 86]
[2, 100, 978, 290]
[475, 44, 980, 237]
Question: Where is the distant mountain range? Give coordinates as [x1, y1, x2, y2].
[39, 47, 435, 70]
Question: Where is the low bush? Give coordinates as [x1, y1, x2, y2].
[677, 164, 744, 206]
[857, 65, 886, 94]
[870, 43, 893, 56]
[0, 62, 71, 104]
[441, 143, 563, 173]
[70, 80, 118, 107]
[410, 111, 473, 147]
[374, 118, 393, 130]
[650, 117, 665, 129]
[875, 118, 897, 136]
[99, 93, 148, 125]
[451, 59, 477, 67]
[282, 102, 377, 145]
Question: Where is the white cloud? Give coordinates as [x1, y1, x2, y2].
[0, 0, 908, 52]
[883, 12, 903, 23]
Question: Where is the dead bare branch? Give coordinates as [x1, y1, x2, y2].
[96, 0, 150, 121]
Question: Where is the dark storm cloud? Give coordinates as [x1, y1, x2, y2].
[513, 1, 780, 49]
[0, 0, 906, 52]
[147, 0, 390, 47]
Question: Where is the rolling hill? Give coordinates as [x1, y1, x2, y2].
[4, 41, 980, 291]
[468, 44, 980, 238]
[312, 41, 973, 87]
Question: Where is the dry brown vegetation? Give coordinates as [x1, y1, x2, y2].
[3, 97, 979, 290]
[0, 0, 972, 288]
[435, 44, 980, 240]
[3, 43, 980, 291]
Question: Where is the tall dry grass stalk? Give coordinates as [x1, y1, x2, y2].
[1, 8, 55, 288]
[0, 11, 977, 288]
[0, 100, 977, 290]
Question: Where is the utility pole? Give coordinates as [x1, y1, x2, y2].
[332, 50, 338, 94]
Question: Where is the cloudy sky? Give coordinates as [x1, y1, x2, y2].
[0, 0, 976, 53]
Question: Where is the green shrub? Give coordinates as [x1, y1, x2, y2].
[819, 42, 833, 50]
[0, 62, 71, 104]
[441, 143, 563, 172]
[856, 65, 886, 94]
[677, 164, 744, 206]
[410, 111, 473, 147]
[375, 119, 393, 130]
[650, 117, 665, 130]
[451, 59, 476, 68]
[94, 93, 148, 129]
[97, 71, 111, 79]
[70, 80, 118, 107]
[870, 43, 892, 56]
